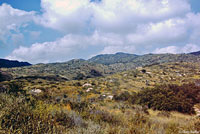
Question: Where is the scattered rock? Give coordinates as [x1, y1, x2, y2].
[86, 88, 93, 92]
[82, 83, 92, 87]
[107, 95, 113, 100]
[30, 89, 42, 95]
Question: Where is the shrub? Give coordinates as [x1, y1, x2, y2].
[128, 113, 151, 134]
[6, 81, 25, 95]
[0, 71, 12, 82]
[0, 102, 61, 134]
[157, 111, 171, 118]
[136, 83, 200, 114]
[0, 96, 84, 134]
[54, 111, 86, 128]
[89, 110, 120, 125]
[114, 91, 136, 103]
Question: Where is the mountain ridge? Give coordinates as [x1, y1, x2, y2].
[88, 52, 138, 65]
[2, 51, 200, 81]
[190, 51, 200, 56]
[0, 59, 31, 68]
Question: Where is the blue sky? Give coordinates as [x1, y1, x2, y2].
[0, 0, 200, 64]
[0, 0, 41, 11]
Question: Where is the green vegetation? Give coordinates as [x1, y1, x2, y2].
[0, 71, 12, 82]
[0, 58, 200, 133]
[135, 83, 200, 114]
[2, 59, 112, 80]
[88, 52, 138, 65]
[2, 53, 200, 81]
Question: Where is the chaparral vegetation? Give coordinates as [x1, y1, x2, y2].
[0, 53, 200, 133]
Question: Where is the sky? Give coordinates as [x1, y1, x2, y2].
[0, 0, 200, 64]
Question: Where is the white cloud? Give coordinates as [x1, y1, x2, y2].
[35, 0, 92, 33]
[92, 0, 190, 33]
[127, 18, 187, 46]
[5, 0, 200, 63]
[100, 45, 136, 54]
[0, 4, 34, 44]
[6, 32, 128, 63]
[154, 44, 200, 54]
[35, 0, 191, 34]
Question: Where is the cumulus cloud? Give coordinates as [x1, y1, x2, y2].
[6, 32, 128, 63]
[154, 44, 200, 54]
[127, 18, 187, 46]
[35, 0, 92, 33]
[92, 0, 190, 33]
[0, 4, 34, 44]
[100, 45, 136, 54]
[35, 0, 191, 34]
[5, 0, 200, 63]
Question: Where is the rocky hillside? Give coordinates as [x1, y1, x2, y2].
[90, 53, 200, 72]
[90, 53, 200, 66]
[88, 52, 138, 65]
[2, 59, 113, 80]
[2, 52, 200, 81]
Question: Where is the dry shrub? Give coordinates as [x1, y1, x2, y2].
[157, 111, 171, 118]
[136, 83, 200, 114]
[89, 110, 121, 125]
[0, 102, 61, 134]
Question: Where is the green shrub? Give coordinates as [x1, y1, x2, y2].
[0, 102, 61, 134]
[89, 110, 120, 125]
[136, 83, 200, 114]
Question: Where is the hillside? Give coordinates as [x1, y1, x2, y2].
[0, 59, 31, 68]
[190, 51, 200, 56]
[90, 53, 200, 65]
[2, 59, 113, 80]
[2, 53, 200, 81]
[0, 62, 199, 133]
[88, 52, 138, 65]
[92, 53, 200, 72]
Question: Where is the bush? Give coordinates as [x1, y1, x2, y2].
[136, 83, 200, 114]
[0, 71, 12, 82]
[157, 111, 171, 118]
[0, 96, 86, 134]
[7, 81, 25, 94]
[0, 102, 61, 134]
[54, 111, 86, 128]
[114, 91, 136, 103]
[89, 110, 120, 125]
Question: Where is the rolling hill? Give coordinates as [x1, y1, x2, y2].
[2, 52, 200, 81]
[1, 53, 200, 133]
[88, 52, 138, 65]
[0, 59, 31, 68]
[190, 51, 200, 56]
[2, 59, 113, 80]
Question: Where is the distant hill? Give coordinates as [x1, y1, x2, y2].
[89, 52, 138, 65]
[0, 59, 31, 68]
[2, 59, 113, 80]
[89, 53, 200, 71]
[2, 53, 200, 81]
[189, 51, 200, 56]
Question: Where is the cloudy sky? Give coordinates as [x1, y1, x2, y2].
[0, 0, 200, 64]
